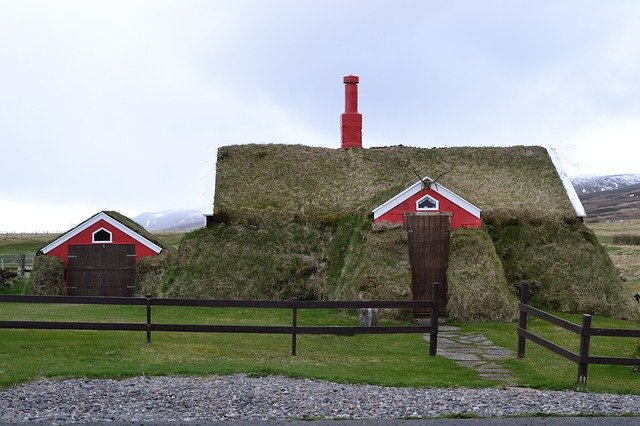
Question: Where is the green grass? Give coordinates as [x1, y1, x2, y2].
[0, 233, 58, 254]
[459, 313, 640, 394]
[1, 303, 638, 394]
[0, 303, 487, 390]
[587, 221, 640, 300]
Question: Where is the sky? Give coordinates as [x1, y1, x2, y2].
[2, 1, 640, 232]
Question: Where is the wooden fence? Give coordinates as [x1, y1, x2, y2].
[517, 281, 640, 385]
[0, 283, 440, 357]
[0, 254, 35, 276]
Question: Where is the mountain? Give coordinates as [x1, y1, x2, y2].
[571, 174, 640, 221]
[571, 174, 640, 195]
[133, 209, 206, 232]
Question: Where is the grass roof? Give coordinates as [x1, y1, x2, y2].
[213, 144, 576, 225]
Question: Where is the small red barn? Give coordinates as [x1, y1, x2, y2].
[371, 177, 481, 230]
[40, 211, 163, 297]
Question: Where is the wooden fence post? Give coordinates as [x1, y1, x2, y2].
[517, 281, 530, 358]
[429, 282, 440, 356]
[291, 297, 298, 356]
[146, 295, 152, 343]
[19, 254, 26, 277]
[577, 314, 592, 386]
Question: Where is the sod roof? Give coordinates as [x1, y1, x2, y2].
[213, 144, 578, 224]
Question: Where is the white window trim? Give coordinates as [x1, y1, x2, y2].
[92, 227, 113, 243]
[416, 194, 439, 211]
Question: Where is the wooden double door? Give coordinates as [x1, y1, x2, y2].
[67, 244, 136, 297]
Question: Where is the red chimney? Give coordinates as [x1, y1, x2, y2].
[341, 75, 362, 149]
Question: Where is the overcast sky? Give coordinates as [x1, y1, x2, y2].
[2, 1, 640, 232]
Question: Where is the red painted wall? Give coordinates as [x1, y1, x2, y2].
[375, 187, 481, 230]
[46, 219, 158, 266]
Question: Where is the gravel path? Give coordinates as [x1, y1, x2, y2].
[1, 374, 640, 423]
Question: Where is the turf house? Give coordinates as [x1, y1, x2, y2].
[161, 76, 632, 322]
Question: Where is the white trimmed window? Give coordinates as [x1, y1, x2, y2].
[416, 194, 439, 211]
[92, 228, 112, 243]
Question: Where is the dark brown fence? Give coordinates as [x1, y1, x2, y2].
[517, 281, 640, 385]
[0, 283, 440, 357]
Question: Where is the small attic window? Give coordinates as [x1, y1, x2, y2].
[416, 194, 439, 211]
[92, 228, 112, 243]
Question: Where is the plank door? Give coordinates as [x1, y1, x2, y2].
[405, 213, 450, 314]
[67, 244, 136, 297]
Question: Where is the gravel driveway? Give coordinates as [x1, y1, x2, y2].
[1, 374, 640, 423]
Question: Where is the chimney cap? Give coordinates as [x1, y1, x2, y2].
[343, 75, 359, 84]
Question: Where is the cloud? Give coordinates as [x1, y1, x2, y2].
[3, 1, 640, 230]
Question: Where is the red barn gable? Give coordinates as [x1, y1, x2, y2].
[40, 211, 162, 296]
[372, 177, 481, 230]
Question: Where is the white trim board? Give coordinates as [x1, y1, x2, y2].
[372, 177, 481, 220]
[547, 148, 586, 218]
[41, 212, 163, 254]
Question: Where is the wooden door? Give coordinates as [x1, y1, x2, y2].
[406, 213, 450, 313]
[67, 244, 136, 297]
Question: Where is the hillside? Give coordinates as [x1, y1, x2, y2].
[572, 174, 640, 195]
[578, 183, 640, 221]
[141, 143, 635, 322]
[134, 209, 205, 232]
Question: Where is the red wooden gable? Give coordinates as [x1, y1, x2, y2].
[372, 178, 481, 230]
[41, 212, 162, 266]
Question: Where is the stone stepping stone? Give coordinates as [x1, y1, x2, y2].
[424, 326, 517, 387]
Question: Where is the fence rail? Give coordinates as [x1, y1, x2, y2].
[517, 281, 640, 385]
[0, 283, 440, 356]
[0, 254, 35, 276]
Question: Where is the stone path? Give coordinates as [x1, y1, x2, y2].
[425, 325, 517, 386]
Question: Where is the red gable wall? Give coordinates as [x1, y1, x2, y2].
[374, 187, 481, 230]
[46, 218, 158, 266]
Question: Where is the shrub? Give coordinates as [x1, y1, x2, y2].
[0, 268, 18, 289]
[27, 255, 65, 295]
[612, 234, 640, 246]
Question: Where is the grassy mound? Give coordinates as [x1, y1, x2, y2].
[344, 222, 412, 302]
[447, 228, 518, 322]
[27, 255, 65, 295]
[487, 221, 634, 318]
[165, 222, 332, 300]
[135, 249, 176, 297]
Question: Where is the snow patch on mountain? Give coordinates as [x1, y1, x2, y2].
[133, 209, 206, 232]
[571, 174, 640, 195]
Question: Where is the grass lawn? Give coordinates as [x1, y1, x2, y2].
[2, 302, 638, 394]
[0, 303, 487, 390]
[459, 313, 640, 395]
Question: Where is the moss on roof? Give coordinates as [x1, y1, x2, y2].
[101, 211, 165, 250]
[213, 144, 576, 224]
